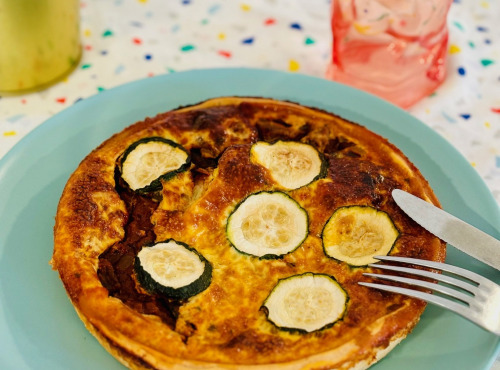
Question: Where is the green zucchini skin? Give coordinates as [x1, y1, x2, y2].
[226, 190, 310, 260]
[321, 205, 399, 268]
[261, 272, 349, 334]
[119, 137, 191, 193]
[134, 239, 212, 299]
[295, 144, 328, 188]
[316, 150, 328, 183]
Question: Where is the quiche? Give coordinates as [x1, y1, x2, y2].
[51, 97, 446, 369]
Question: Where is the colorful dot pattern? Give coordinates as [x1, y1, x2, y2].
[408, 0, 500, 204]
[0, 0, 499, 204]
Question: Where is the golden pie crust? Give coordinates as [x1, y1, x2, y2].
[51, 97, 446, 369]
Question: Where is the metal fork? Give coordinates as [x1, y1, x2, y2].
[358, 255, 500, 335]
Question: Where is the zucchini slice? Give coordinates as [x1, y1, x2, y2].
[322, 206, 399, 266]
[262, 273, 348, 333]
[120, 137, 190, 192]
[250, 141, 326, 190]
[226, 191, 308, 259]
[134, 240, 212, 299]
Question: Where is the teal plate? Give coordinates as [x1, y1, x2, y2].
[0, 68, 499, 370]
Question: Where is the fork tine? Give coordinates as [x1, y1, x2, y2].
[358, 282, 471, 318]
[363, 272, 474, 304]
[367, 262, 479, 295]
[374, 255, 490, 285]
[361, 257, 500, 335]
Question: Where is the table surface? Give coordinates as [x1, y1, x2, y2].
[1, 0, 499, 206]
[0, 0, 498, 369]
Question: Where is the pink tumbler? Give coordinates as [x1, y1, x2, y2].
[326, 0, 453, 108]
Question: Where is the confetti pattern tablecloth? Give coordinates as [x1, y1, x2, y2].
[1, 0, 499, 207]
[0, 1, 499, 367]
[0, 0, 499, 206]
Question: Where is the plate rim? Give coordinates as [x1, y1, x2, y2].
[0, 67, 499, 369]
[2, 68, 499, 220]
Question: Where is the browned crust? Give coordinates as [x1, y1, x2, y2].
[52, 97, 446, 369]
